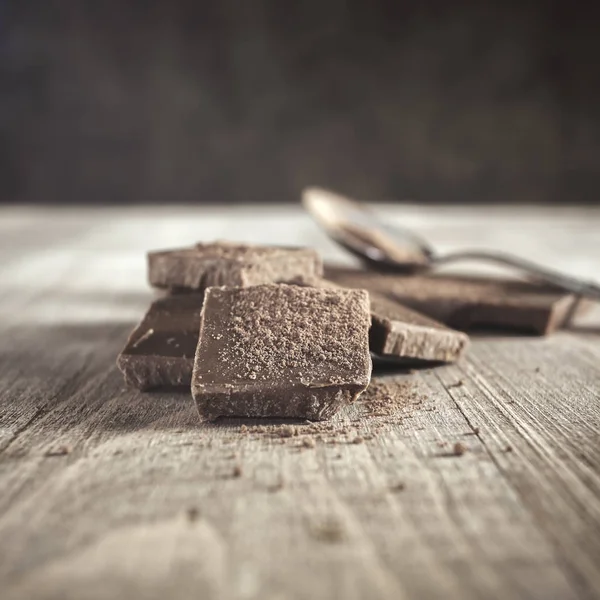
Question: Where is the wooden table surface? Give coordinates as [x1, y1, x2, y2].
[1, 204, 599, 600]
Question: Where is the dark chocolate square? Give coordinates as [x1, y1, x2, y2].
[117, 294, 204, 390]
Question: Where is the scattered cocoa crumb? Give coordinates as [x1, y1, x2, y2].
[352, 436, 364, 445]
[534, 367, 541, 373]
[232, 465, 243, 478]
[302, 437, 316, 449]
[504, 445, 513, 453]
[448, 379, 464, 389]
[472, 427, 480, 435]
[359, 379, 419, 418]
[280, 426, 296, 438]
[453, 442, 467, 456]
[186, 507, 200, 522]
[391, 482, 405, 492]
[268, 481, 284, 493]
[44, 445, 71, 457]
[310, 519, 345, 543]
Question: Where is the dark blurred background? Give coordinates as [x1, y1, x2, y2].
[2, 0, 599, 205]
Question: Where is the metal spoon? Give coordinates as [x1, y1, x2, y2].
[302, 187, 600, 301]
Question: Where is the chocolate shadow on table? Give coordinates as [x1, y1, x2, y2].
[371, 355, 442, 375]
[565, 324, 600, 335]
[464, 327, 541, 339]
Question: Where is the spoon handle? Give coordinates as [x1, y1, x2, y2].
[434, 249, 600, 301]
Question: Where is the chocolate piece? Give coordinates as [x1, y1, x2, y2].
[295, 276, 469, 362]
[325, 266, 585, 335]
[117, 294, 204, 390]
[148, 241, 323, 292]
[192, 284, 372, 421]
[368, 292, 469, 362]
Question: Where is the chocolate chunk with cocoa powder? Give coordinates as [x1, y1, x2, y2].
[148, 241, 323, 292]
[192, 284, 372, 421]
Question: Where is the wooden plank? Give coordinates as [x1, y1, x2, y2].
[0, 206, 599, 600]
[1, 327, 595, 599]
[438, 333, 600, 598]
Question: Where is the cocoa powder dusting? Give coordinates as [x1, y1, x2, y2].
[359, 378, 419, 418]
[224, 376, 426, 446]
[198, 284, 371, 385]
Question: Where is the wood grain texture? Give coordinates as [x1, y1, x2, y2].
[0, 205, 599, 600]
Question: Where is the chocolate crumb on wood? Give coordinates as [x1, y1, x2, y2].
[44, 445, 72, 457]
[453, 442, 468, 456]
[279, 425, 298, 438]
[186, 507, 201, 522]
[192, 284, 372, 421]
[448, 379, 465, 389]
[310, 519, 346, 543]
[149, 241, 323, 292]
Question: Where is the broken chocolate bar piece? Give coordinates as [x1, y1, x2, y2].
[192, 284, 372, 421]
[148, 241, 323, 292]
[117, 294, 204, 390]
[325, 266, 585, 335]
[295, 276, 469, 362]
[368, 292, 469, 362]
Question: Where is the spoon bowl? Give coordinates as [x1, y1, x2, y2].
[302, 187, 432, 271]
